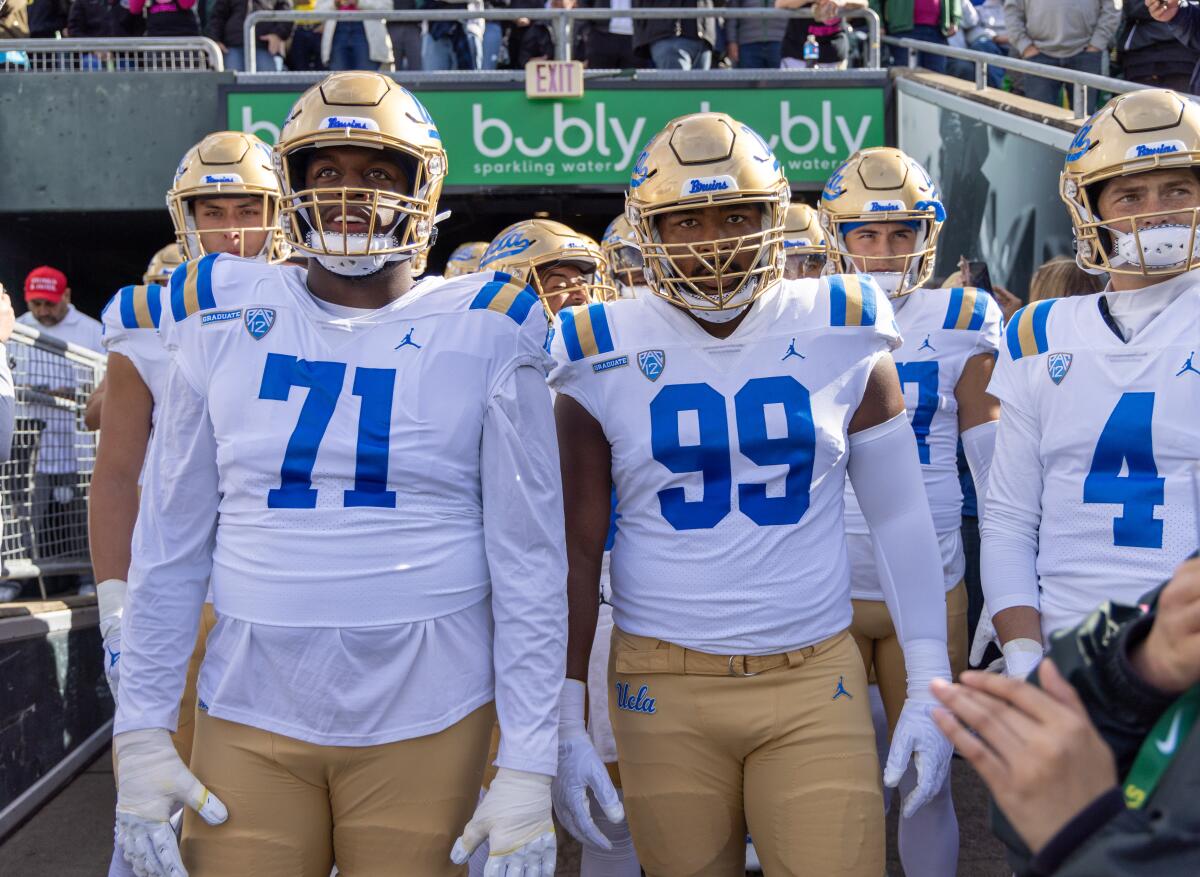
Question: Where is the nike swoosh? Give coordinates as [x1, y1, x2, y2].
[1155, 711, 1183, 756]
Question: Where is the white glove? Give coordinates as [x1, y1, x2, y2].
[1001, 637, 1044, 679]
[97, 578, 126, 701]
[551, 679, 625, 850]
[883, 638, 953, 818]
[968, 602, 997, 668]
[450, 767, 555, 877]
[114, 729, 228, 877]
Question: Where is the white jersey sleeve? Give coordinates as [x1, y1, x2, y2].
[100, 283, 170, 409]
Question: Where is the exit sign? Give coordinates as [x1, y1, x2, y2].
[525, 60, 585, 99]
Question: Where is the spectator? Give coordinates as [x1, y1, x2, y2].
[66, 0, 112, 37]
[725, 0, 787, 68]
[778, 0, 866, 69]
[870, 0, 963, 73]
[633, 0, 716, 70]
[947, 1, 1006, 87]
[0, 0, 30, 38]
[318, 0, 393, 70]
[16, 267, 103, 598]
[1145, 0, 1200, 95]
[423, 0, 484, 70]
[480, 0, 504, 68]
[1003, 0, 1121, 112]
[0, 286, 14, 604]
[287, 0, 327, 71]
[1029, 256, 1105, 302]
[1120, 3, 1196, 92]
[27, 0, 68, 36]
[932, 556, 1200, 876]
[387, 0, 423, 70]
[129, 0, 201, 35]
[110, 0, 146, 36]
[206, 0, 294, 72]
[577, 0, 643, 68]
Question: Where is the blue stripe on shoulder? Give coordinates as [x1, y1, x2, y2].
[196, 253, 219, 311]
[857, 274, 877, 326]
[505, 287, 540, 324]
[829, 275, 848, 326]
[1031, 298, 1053, 352]
[147, 283, 163, 329]
[169, 263, 189, 322]
[967, 288, 988, 331]
[469, 276, 508, 312]
[559, 307, 584, 361]
[942, 287, 965, 331]
[118, 286, 139, 330]
[587, 302, 614, 352]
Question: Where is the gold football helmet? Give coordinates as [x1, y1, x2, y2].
[601, 215, 644, 297]
[625, 112, 789, 313]
[443, 241, 489, 279]
[143, 243, 185, 286]
[781, 203, 827, 279]
[819, 147, 944, 298]
[480, 219, 616, 312]
[275, 71, 447, 276]
[167, 130, 287, 262]
[1061, 88, 1200, 277]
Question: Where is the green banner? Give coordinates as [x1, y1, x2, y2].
[228, 86, 884, 187]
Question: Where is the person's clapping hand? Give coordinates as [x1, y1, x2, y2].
[930, 664, 1117, 855]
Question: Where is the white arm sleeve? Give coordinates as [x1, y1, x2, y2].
[848, 411, 949, 698]
[114, 361, 218, 734]
[961, 419, 997, 523]
[483, 363, 568, 777]
[979, 401, 1043, 621]
[0, 346, 14, 462]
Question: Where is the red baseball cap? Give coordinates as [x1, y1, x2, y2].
[24, 266, 68, 303]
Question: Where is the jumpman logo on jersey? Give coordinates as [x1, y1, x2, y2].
[781, 338, 805, 361]
[394, 328, 422, 351]
[918, 334, 936, 353]
[106, 645, 120, 668]
[832, 676, 853, 700]
[1177, 351, 1200, 377]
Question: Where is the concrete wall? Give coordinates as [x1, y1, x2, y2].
[0, 73, 231, 214]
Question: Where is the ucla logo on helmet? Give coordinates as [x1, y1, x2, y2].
[822, 162, 849, 201]
[637, 349, 665, 382]
[481, 232, 533, 267]
[1066, 122, 1094, 163]
[1047, 352, 1072, 385]
[740, 124, 780, 170]
[320, 115, 381, 132]
[1126, 140, 1186, 160]
[866, 199, 904, 212]
[245, 307, 276, 340]
[629, 144, 652, 189]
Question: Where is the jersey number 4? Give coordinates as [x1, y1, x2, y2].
[649, 376, 815, 530]
[1084, 392, 1165, 549]
[259, 353, 397, 509]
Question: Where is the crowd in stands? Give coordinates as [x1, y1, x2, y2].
[2, 0, 1199, 89]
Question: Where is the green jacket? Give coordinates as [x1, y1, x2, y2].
[869, 0, 962, 36]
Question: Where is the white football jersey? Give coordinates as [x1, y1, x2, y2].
[845, 286, 1002, 596]
[162, 253, 553, 628]
[101, 284, 170, 421]
[987, 285, 1200, 634]
[550, 275, 900, 655]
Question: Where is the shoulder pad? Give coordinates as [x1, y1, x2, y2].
[467, 272, 541, 325]
[106, 284, 164, 331]
[941, 286, 990, 331]
[1005, 299, 1056, 360]
[169, 253, 222, 322]
[558, 302, 615, 362]
[827, 274, 880, 327]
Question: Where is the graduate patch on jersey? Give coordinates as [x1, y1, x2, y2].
[1047, 352, 1073, 385]
[637, 349, 665, 382]
[244, 307, 276, 340]
[202, 308, 243, 326]
[593, 355, 629, 374]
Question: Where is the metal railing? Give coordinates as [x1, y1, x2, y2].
[0, 324, 106, 600]
[0, 37, 224, 73]
[244, 7, 881, 74]
[882, 36, 1145, 119]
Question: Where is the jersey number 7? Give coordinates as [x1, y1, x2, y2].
[259, 353, 397, 509]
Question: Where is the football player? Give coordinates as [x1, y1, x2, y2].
[781, 202, 828, 280]
[111, 72, 565, 877]
[549, 112, 953, 876]
[600, 215, 647, 298]
[443, 241, 490, 280]
[481, 219, 616, 315]
[820, 146, 1003, 877]
[983, 88, 1200, 675]
[92, 132, 286, 877]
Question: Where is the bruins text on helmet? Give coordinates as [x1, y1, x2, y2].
[143, 243, 185, 286]
[625, 111, 790, 320]
[443, 241, 489, 279]
[167, 130, 288, 262]
[819, 146, 945, 298]
[275, 71, 447, 277]
[781, 202, 828, 280]
[480, 218, 616, 314]
[600, 215, 645, 297]
[1061, 88, 1200, 278]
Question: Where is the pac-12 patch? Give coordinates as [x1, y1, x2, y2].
[1047, 352, 1072, 385]
[637, 349, 665, 382]
[244, 307, 276, 340]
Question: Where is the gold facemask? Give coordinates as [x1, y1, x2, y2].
[143, 243, 185, 286]
[443, 241, 489, 279]
[480, 219, 616, 312]
[601, 215, 644, 297]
